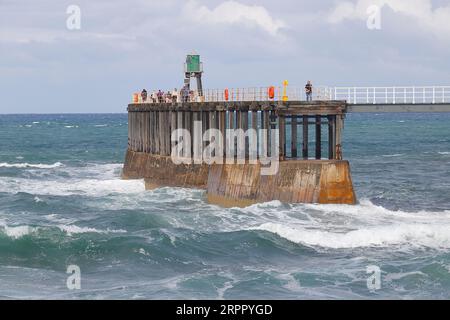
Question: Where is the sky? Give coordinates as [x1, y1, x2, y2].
[0, 0, 449, 113]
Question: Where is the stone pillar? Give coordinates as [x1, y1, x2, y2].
[302, 115, 309, 159]
[315, 115, 322, 160]
[291, 116, 298, 158]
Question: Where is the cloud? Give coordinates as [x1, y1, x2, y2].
[0, 0, 449, 113]
[183, 0, 287, 36]
[327, 0, 450, 38]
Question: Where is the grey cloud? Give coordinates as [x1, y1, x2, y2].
[0, 0, 448, 113]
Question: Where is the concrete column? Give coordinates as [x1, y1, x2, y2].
[209, 111, 216, 157]
[155, 111, 160, 155]
[242, 110, 249, 157]
[270, 110, 276, 157]
[252, 110, 258, 158]
[166, 111, 171, 156]
[279, 116, 286, 160]
[335, 114, 343, 160]
[315, 115, 322, 160]
[236, 110, 242, 130]
[215, 111, 225, 158]
[137, 112, 141, 152]
[291, 116, 298, 158]
[150, 111, 154, 154]
[129, 112, 133, 151]
[143, 112, 147, 153]
[302, 115, 309, 159]
[228, 109, 235, 130]
[328, 115, 336, 160]
[185, 111, 192, 158]
[159, 111, 165, 155]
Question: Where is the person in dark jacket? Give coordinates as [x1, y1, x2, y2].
[305, 81, 313, 101]
[141, 89, 148, 102]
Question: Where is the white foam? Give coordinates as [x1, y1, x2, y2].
[5, 226, 31, 239]
[438, 152, 450, 155]
[302, 199, 450, 221]
[240, 200, 450, 249]
[0, 223, 34, 239]
[58, 225, 127, 235]
[252, 222, 450, 249]
[136, 248, 150, 256]
[0, 162, 63, 169]
[0, 163, 145, 197]
[94, 124, 108, 127]
[243, 200, 284, 210]
[381, 154, 404, 157]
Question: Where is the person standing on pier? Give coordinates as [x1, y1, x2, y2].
[172, 88, 179, 103]
[305, 81, 313, 101]
[141, 89, 148, 102]
[157, 90, 164, 103]
[181, 86, 189, 103]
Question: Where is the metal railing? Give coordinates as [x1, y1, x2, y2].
[332, 86, 450, 104]
[132, 86, 450, 105]
[132, 86, 331, 103]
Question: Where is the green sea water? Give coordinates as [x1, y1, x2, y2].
[0, 113, 449, 299]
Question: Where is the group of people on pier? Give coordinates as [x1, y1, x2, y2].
[140, 86, 201, 104]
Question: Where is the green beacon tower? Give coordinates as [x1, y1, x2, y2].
[184, 54, 204, 97]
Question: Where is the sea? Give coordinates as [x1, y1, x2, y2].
[0, 113, 449, 299]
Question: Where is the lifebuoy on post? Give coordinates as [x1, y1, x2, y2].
[224, 88, 229, 101]
[268, 86, 275, 100]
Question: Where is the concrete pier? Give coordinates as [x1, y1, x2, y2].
[122, 100, 356, 206]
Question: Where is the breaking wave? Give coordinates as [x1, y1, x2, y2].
[0, 163, 145, 197]
[0, 222, 126, 240]
[58, 225, 127, 235]
[0, 225, 34, 239]
[0, 178, 145, 197]
[245, 200, 450, 249]
[252, 222, 450, 249]
[0, 162, 63, 169]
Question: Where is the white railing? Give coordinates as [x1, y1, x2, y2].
[132, 86, 450, 104]
[332, 86, 450, 104]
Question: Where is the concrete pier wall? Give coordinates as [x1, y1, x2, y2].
[122, 151, 356, 206]
[122, 150, 209, 190]
[207, 160, 356, 207]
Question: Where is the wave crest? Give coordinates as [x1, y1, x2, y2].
[0, 162, 63, 169]
[245, 200, 450, 249]
[252, 222, 450, 249]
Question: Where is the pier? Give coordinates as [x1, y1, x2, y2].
[123, 54, 359, 206]
[122, 100, 356, 206]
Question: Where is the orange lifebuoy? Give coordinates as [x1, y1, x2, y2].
[224, 88, 229, 101]
[268, 86, 275, 100]
[133, 93, 139, 103]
